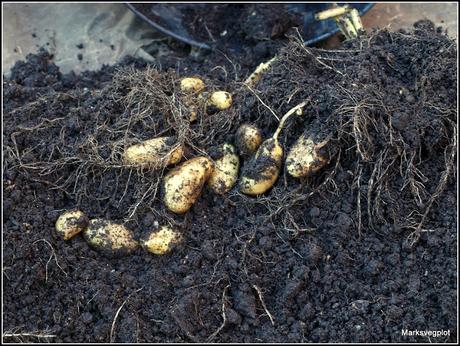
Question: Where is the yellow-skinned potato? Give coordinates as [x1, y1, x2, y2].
[83, 219, 138, 256]
[209, 91, 232, 110]
[239, 138, 283, 195]
[55, 210, 89, 240]
[208, 144, 240, 194]
[163, 157, 214, 214]
[286, 135, 330, 178]
[123, 137, 183, 167]
[141, 225, 182, 255]
[235, 123, 262, 157]
[189, 109, 198, 122]
[180, 77, 205, 93]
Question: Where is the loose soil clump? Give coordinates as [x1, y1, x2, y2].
[3, 21, 457, 342]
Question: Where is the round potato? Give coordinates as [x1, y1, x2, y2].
[208, 144, 240, 194]
[83, 219, 138, 256]
[188, 109, 198, 122]
[209, 91, 232, 110]
[235, 123, 262, 157]
[180, 77, 206, 93]
[239, 138, 283, 195]
[55, 210, 89, 240]
[163, 156, 214, 214]
[286, 135, 330, 178]
[141, 225, 182, 255]
[123, 137, 183, 167]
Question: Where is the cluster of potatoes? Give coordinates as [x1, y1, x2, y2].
[55, 77, 330, 256]
[55, 210, 181, 256]
[124, 77, 330, 214]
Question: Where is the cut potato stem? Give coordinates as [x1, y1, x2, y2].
[244, 56, 278, 87]
[349, 8, 364, 32]
[272, 100, 308, 141]
[315, 6, 349, 21]
[315, 5, 364, 39]
[335, 16, 358, 40]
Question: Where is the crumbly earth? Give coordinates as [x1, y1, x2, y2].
[3, 21, 457, 342]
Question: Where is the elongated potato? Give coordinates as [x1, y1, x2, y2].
[209, 91, 232, 110]
[286, 134, 330, 178]
[180, 77, 205, 93]
[235, 123, 262, 157]
[123, 137, 183, 167]
[208, 144, 240, 194]
[239, 138, 283, 195]
[55, 210, 89, 240]
[83, 219, 138, 256]
[141, 225, 182, 255]
[163, 157, 214, 214]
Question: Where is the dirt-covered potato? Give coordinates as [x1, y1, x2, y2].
[55, 210, 89, 240]
[235, 123, 262, 157]
[83, 219, 139, 256]
[180, 77, 206, 93]
[208, 144, 240, 194]
[141, 225, 182, 255]
[209, 91, 232, 110]
[123, 137, 183, 167]
[239, 138, 283, 195]
[286, 135, 330, 178]
[239, 101, 308, 195]
[163, 156, 215, 214]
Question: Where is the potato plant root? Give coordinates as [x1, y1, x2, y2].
[3, 20, 457, 342]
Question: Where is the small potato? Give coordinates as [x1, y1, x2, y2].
[123, 137, 183, 167]
[209, 91, 232, 110]
[55, 210, 88, 240]
[208, 144, 240, 194]
[286, 135, 330, 178]
[239, 138, 283, 195]
[83, 219, 138, 256]
[188, 109, 198, 122]
[141, 225, 182, 255]
[235, 123, 262, 157]
[180, 77, 206, 93]
[163, 156, 214, 214]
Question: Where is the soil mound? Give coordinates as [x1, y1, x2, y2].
[3, 20, 457, 342]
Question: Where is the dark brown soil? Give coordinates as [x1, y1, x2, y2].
[3, 21, 457, 343]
